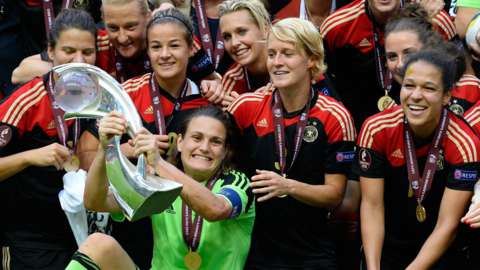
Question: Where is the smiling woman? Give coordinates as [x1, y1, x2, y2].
[355, 50, 480, 270]
[0, 9, 97, 270]
[66, 105, 255, 270]
[228, 18, 356, 269]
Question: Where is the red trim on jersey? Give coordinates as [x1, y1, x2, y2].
[0, 77, 75, 136]
[451, 74, 480, 103]
[221, 63, 250, 94]
[358, 106, 480, 165]
[122, 73, 210, 125]
[274, 0, 301, 21]
[228, 89, 356, 142]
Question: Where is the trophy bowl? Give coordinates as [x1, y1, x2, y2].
[52, 63, 182, 221]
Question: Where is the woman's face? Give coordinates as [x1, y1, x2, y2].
[400, 61, 450, 136]
[147, 23, 193, 83]
[102, 1, 150, 59]
[266, 35, 313, 91]
[177, 116, 227, 182]
[48, 28, 96, 67]
[220, 9, 266, 68]
[385, 30, 423, 83]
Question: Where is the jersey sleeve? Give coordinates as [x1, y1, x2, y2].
[226, 93, 263, 131]
[352, 117, 390, 179]
[187, 35, 215, 83]
[447, 163, 480, 191]
[216, 170, 254, 219]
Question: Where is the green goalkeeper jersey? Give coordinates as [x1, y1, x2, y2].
[150, 169, 255, 270]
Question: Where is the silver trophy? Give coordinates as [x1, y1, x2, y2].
[52, 63, 182, 221]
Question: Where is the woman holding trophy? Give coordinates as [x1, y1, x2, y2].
[0, 9, 98, 270]
[66, 105, 254, 270]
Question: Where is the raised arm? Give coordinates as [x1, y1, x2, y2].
[133, 128, 234, 221]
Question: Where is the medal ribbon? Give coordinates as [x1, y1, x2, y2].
[404, 108, 449, 204]
[42, 0, 75, 42]
[149, 73, 190, 135]
[366, 3, 392, 96]
[272, 89, 312, 176]
[182, 178, 217, 251]
[45, 72, 80, 152]
[193, 0, 224, 69]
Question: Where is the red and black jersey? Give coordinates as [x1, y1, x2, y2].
[449, 74, 480, 116]
[0, 76, 88, 250]
[228, 90, 356, 268]
[464, 100, 480, 136]
[96, 29, 214, 83]
[122, 73, 210, 134]
[354, 106, 479, 256]
[222, 63, 341, 100]
[320, 0, 456, 129]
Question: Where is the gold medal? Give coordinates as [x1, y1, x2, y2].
[416, 202, 426, 223]
[377, 95, 394, 111]
[408, 185, 413, 198]
[184, 251, 202, 270]
[64, 154, 80, 172]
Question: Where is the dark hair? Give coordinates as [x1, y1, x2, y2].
[400, 50, 457, 92]
[146, 8, 193, 46]
[176, 105, 240, 172]
[48, 9, 97, 49]
[385, 3, 442, 48]
[436, 40, 466, 82]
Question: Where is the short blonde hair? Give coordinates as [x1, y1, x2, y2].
[218, 0, 271, 34]
[102, 0, 150, 15]
[269, 18, 326, 78]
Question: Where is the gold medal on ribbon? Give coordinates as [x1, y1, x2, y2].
[408, 185, 413, 198]
[416, 202, 426, 223]
[377, 95, 394, 111]
[64, 154, 80, 172]
[184, 251, 202, 270]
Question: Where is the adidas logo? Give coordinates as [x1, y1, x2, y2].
[358, 38, 371, 47]
[257, 118, 268, 127]
[144, 105, 153, 115]
[391, 148, 404, 159]
[47, 120, 56, 130]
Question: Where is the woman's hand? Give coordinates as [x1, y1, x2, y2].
[251, 169, 292, 201]
[132, 128, 169, 167]
[461, 202, 480, 228]
[98, 112, 127, 150]
[221, 91, 239, 109]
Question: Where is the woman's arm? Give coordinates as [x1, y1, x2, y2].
[360, 177, 385, 270]
[0, 143, 69, 182]
[406, 188, 472, 270]
[133, 129, 232, 221]
[11, 54, 52, 85]
[251, 170, 346, 208]
[83, 146, 122, 213]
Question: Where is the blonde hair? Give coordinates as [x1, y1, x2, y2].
[269, 18, 326, 78]
[101, 0, 150, 15]
[218, 0, 271, 34]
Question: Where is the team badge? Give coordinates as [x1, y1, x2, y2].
[436, 150, 444, 171]
[303, 125, 318, 143]
[449, 103, 464, 116]
[0, 125, 12, 148]
[358, 148, 371, 171]
[73, 0, 89, 9]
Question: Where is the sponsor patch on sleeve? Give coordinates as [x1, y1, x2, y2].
[0, 125, 12, 148]
[358, 148, 372, 171]
[336, 151, 355, 163]
[453, 169, 478, 181]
